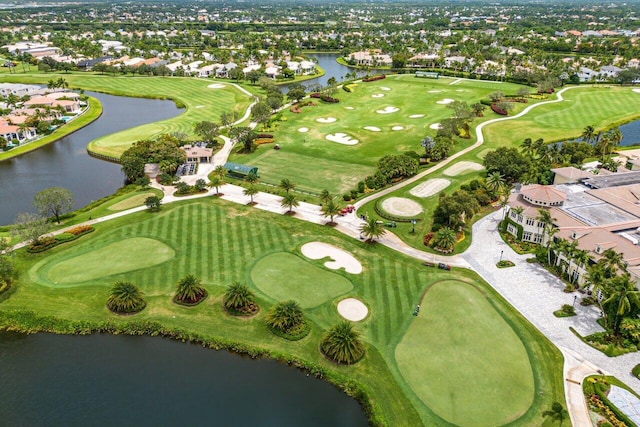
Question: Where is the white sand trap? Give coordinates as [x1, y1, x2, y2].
[195, 105, 205, 109]
[429, 123, 442, 130]
[633, 89, 640, 93]
[371, 94, 385, 98]
[301, 242, 363, 274]
[443, 161, 485, 176]
[456, 89, 464, 92]
[298, 127, 309, 133]
[428, 90, 442, 93]
[436, 98, 455, 105]
[345, 106, 354, 110]
[380, 86, 391, 91]
[381, 197, 424, 217]
[364, 126, 381, 132]
[409, 114, 424, 118]
[410, 178, 451, 198]
[376, 106, 399, 114]
[392, 126, 404, 131]
[317, 117, 337, 123]
[337, 298, 368, 322]
[207, 83, 226, 89]
[326, 133, 359, 145]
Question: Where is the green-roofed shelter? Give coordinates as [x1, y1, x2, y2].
[223, 162, 258, 177]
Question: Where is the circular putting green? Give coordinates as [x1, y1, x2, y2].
[250, 252, 353, 308]
[395, 280, 534, 427]
[42, 237, 175, 286]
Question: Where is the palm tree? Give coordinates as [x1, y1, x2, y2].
[243, 185, 259, 204]
[223, 282, 257, 314]
[319, 189, 332, 204]
[281, 193, 299, 213]
[245, 171, 259, 184]
[432, 227, 457, 252]
[321, 199, 341, 224]
[485, 171, 506, 195]
[581, 125, 596, 144]
[213, 165, 227, 178]
[571, 249, 591, 285]
[279, 178, 295, 194]
[542, 402, 569, 426]
[320, 321, 366, 365]
[106, 281, 146, 314]
[208, 174, 224, 195]
[535, 208, 556, 263]
[266, 300, 305, 333]
[602, 274, 640, 333]
[174, 274, 207, 304]
[520, 137, 534, 157]
[601, 249, 626, 276]
[359, 217, 385, 242]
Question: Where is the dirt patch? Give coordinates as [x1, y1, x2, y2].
[409, 179, 451, 198]
[381, 197, 424, 217]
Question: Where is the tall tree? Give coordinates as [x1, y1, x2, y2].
[602, 274, 640, 333]
[279, 178, 295, 194]
[281, 193, 299, 213]
[33, 187, 73, 224]
[193, 121, 220, 144]
[321, 199, 341, 224]
[208, 174, 225, 195]
[11, 212, 50, 246]
[243, 185, 259, 204]
[485, 172, 506, 195]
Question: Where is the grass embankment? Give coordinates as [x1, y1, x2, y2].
[231, 74, 526, 195]
[1, 197, 564, 425]
[0, 96, 102, 162]
[0, 72, 253, 159]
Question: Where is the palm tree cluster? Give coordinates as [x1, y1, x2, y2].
[106, 281, 146, 314]
[173, 274, 207, 305]
[266, 300, 306, 334]
[320, 321, 366, 365]
[223, 282, 258, 315]
[208, 165, 227, 196]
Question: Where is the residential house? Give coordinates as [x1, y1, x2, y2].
[0, 121, 36, 143]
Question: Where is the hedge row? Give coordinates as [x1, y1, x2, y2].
[255, 138, 275, 145]
[27, 227, 95, 253]
[362, 74, 386, 82]
[490, 104, 508, 115]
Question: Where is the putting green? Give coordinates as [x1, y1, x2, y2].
[250, 252, 353, 308]
[42, 237, 175, 286]
[395, 280, 534, 426]
[107, 192, 156, 211]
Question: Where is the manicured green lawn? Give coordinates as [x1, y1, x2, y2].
[396, 280, 534, 426]
[0, 72, 253, 158]
[2, 197, 564, 426]
[250, 252, 353, 308]
[231, 75, 527, 194]
[107, 192, 158, 211]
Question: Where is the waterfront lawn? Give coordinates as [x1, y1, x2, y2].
[231, 74, 527, 194]
[482, 85, 640, 150]
[0, 96, 102, 162]
[0, 72, 253, 159]
[2, 197, 564, 426]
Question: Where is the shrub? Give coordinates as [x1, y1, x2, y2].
[310, 92, 322, 99]
[362, 75, 386, 82]
[255, 133, 274, 138]
[320, 95, 339, 103]
[343, 193, 352, 201]
[490, 104, 508, 115]
[423, 233, 434, 246]
[66, 225, 93, 236]
[55, 232, 76, 242]
[255, 138, 275, 145]
[357, 181, 365, 193]
[581, 296, 596, 306]
[320, 321, 366, 365]
[106, 281, 146, 314]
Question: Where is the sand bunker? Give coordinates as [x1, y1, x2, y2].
[436, 98, 455, 105]
[633, 89, 640, 93]
[381, 197, 424, 217]
[410, 179, 451, 198]
[456, 89, 464, 92]
[326, 133, 359, 145]
[345, 106, 354, 110]
[428, 90, 443, 93]
[392, 126, 404, 131]
[317, 117, 337, 123]
[195, 105, 205, 109]
[301, 242, 363, 274]
[337, 298, 368, 322]
[298, 127, 309, 133]
[409, 114, 424, 118]
[443, 161, 485, 176]
[364, 126, 381, 132]
[207, 83, 226, 89]
[371, 94, 385, 98]
[376, 106, 399, 114]
[429, 123, 442, 130]
[380, 86, 391, 91]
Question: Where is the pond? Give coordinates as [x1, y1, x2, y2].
[0, 331, 367, 426]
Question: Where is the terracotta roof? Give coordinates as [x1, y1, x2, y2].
[520, 184, 567, 205]
[551, 166, 593, 181]
[556, 226, 640, 267]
